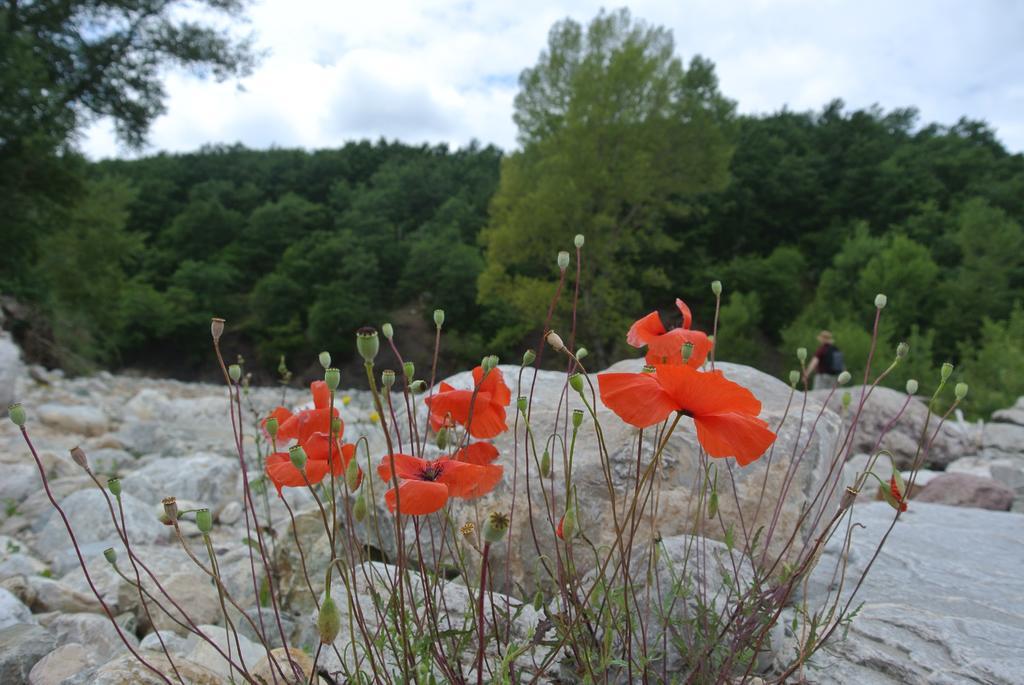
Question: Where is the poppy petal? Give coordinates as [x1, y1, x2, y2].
[693, 413, 776, 466]
[384, 480, 448, 515]
[598, 372, 677, 428]
[465, 393, 508, 439]
[425, 388, 473, 432]
[626, 311, 667, 348]
[311, 380, 331, 410]
[266, 452, 305, 494]
[454, 442, 499, 465]
[474, 366, 512, 407]
[377, 453, 428, 483]
[675, 298, 693, 330]
[654, 366, 761, 417]
[644, 329, 713, 368]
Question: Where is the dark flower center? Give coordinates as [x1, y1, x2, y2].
[420, 463, 444, 481]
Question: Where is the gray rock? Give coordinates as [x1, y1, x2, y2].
[0, 464, 38, 506]
[26, 577, 102, 614]
[36, 404, 109, 437]
[183, 624, 265, 680]
[0, 588, 35, 630]
[81, 449, 137, 475]
[216, 501, 242, 525]
[992, 396, 1024, 427]
[979, 422, 1024, 459]
[138, 629, 187, 654]
[805, 502, 1024, 684]
[915, 472, 1014, 511]
[122, 453, 240, 510]
[28, 643, 97, 685]
[49, 612, 138, 661]
[809, 385, 970, 468]
[842, 452, 894, 502]
[64, 650, 224, 684]
[0, 623, 58, 685]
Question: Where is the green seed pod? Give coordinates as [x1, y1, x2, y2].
[104, 548, 118, 565]
[289, 445, 307, 471]
[906, 379, 919, 395]
[574, 234, 585, 248]
[681, 342, 694, 363]
[8, 403, 26, 427]
[433, 309, 445, 328]
[642, 365, 656, 374]
[557, 251, 570, 270]
[381, 369, 395, 389]
[196, 508, 212, 534]
[796, 347, 807, 363]
[540, 450, 551, 478]
[941, 362, 954, 382]
[874, 293, 887, 309]
[568, 373, 584, 393]
[228, 364, 242, 382]
[324, 367, 341, 391]
[317, 596, 341, 644]
[572, 409, 584, 429]
[265, 416, 279, 438]
[410, 380, 427, 394]
[356, 327, 379, 363]
[319, 351, 332, 369]
[711, 280, 722, 297]
[381, 323, 394, 340]
[837, 371, 851, 386]
[955, 382, 969, 400]
[896, 342, 909, 359]
[483, 512, 510, 543]
[522, 349, 536, 366]
[107, 477, 122, 497]
[403, 361, 415, 379]
[789, 370, 800, 387]
[345, 458, 362, 491]
[517, 396, 528, 413]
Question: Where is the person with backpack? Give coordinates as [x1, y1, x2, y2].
[805, 330, 845, 390]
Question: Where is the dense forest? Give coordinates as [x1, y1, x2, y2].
[3, 7, 1023, 418]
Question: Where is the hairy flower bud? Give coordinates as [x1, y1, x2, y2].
[324, 368, 341, 391]
[196, 508, 212, 534]
[104, 548, 118, 565]
[435, 427, 448, 450]
[906, 379, 919, 395]
[532, 590, 544, 611]
[345, 458, 362, 491]
[874, 293, 887, 309]
[162, 497, 178, 521]
[319, 351, 332, 369]
[796, 347, 807, 363]
[317, 596, 341, 644]
[107, 477, 122, 497]
[574, 234, 585, 248]
[70, 446, 89, 471]
[837, 371, 851, 385]
[210, 318, 225, 344]
[403, 361, 415, 380]
[568, 373, 584, 393]
[575, 347, 588, 361]
[356, 327, 379, 363]
[557, 251, 570, 270]
[8, 403, 26, 427]
[842, 390, 852, 410]
[707, 490, 719, 519]
[546, 331, 565, 352]
[955, 382, 969, 400]
[483, 512, 510, 543]
[896, 342, 909, 359]
[410, 380, 427, 394]
[789, 370, 800, 387]
[558, 506, 577, 540]
[381, 369, 395, 389]
[353, 493, 368, 522]
[433, 309, 445, 328]
[572, 409, 584, 429]
[941, 362, 953, 382]
[481, 354, 498, 374]
[711, 280, 723, 297]
[522, 349, 536, 366]
[381, 322, 394, 340]
[289, 445, 307, 471]
[540, 450, 551, 478]
[228, 364, 242, 382]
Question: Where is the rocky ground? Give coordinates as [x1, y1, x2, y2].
[1, 330, 1023, 684]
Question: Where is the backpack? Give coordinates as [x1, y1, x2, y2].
[823, 346, 845, 375]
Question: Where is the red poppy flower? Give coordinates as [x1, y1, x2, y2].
[627, 298, 713, 368]
[377, 453, 503, 515]
[598, 365, 776, 466]
[265, 434, 356, 494]
[262, 381, 341, 444]
[424, 366, 511, 439]
[452, 442, 499, 465]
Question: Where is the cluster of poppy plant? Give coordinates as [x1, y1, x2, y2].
[260, 298, 780, 518]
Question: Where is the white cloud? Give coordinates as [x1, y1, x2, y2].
[80, 0, 1024, 159]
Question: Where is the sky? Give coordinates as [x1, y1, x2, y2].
[80, 0, 1024, 159]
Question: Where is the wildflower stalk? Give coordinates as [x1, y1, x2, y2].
[475, 541, 492, 685]
[202, 534, 238, 683]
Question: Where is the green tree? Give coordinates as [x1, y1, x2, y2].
[479, 8, 735, 362]
[960, 304, 1024, 419]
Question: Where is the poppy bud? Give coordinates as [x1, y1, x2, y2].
[228, 364, 242, 382]
[162, 497, 178, 521]
[319, 351, 332, 369]
[546, 331, 565, 352]
[522, 349, 536, 366]
[540, 450, 551, 477]
[356, 327, 379, 363]
[482, 355, 498, 374]
[517, 396, 528, 413]
[874, 293, 887, 309]
[381, 369, 395, 389]
[108, 477, 122, 497]
[707, 490, 718, 519]
[941, 362, 953, 382]
[353, 493, 368, 522]
[711, 280, 722, 297]
[277, 355, 289, 377]
[8, 403, 26, 427]
[196, 508, 212, 534]
[896, 342, 909, 359]
[837, 371, 851, 385]
[906, 379, 919, 395]
[557, 251, 570, 271]
[568, 373, 584, 393]
[433, 309, 445, 328]
[789, 370, 800, 387]
[345, 461, 362, 491]
[410, 380, 427, 394]
[642, 365, 656, 374]
[575, 347, 588, 361]
[532, 590, 544, 611]
[381, 323, 394, 340]
[263, 417, 279, 440]
[211, 318, 225, 344]
[289, 445, 307, 471]
[436, 427, 449, 449]
[70, 446, 89, 470]
[955, 382, 968, 400]
[483, 512, 510, 543]
[104, 548, 118, 565]
[796, 347, 807, 363]
[574, 234, 585, 248]
[317, 596, 341, 644]
[558, 506, 576, 540]
[403, 361, 415, 379]
[841, 391, 852, 410]
[325, 367, 341, 391]
[681, 342, 694, 364]
[572, 409, 584, 429]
